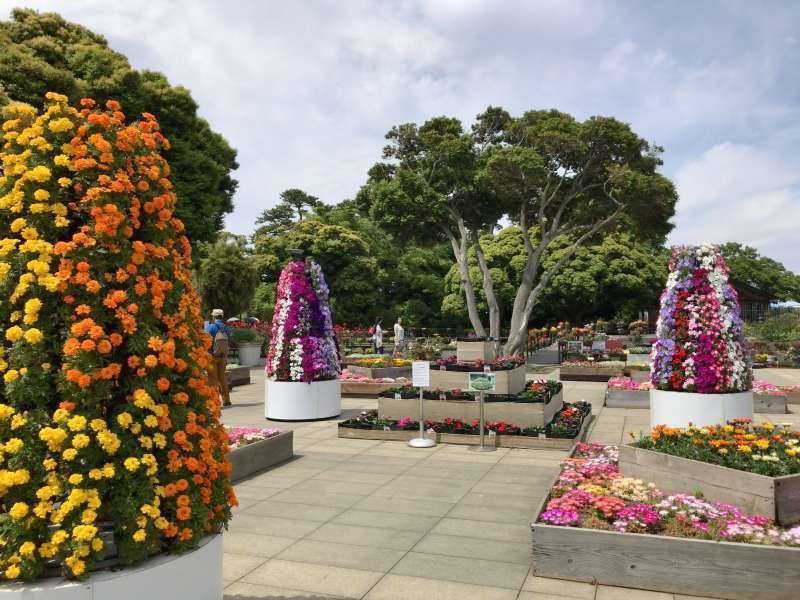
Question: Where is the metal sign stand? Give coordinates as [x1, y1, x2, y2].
[408, 386, 436, 448]
[468, 390, 495, 452]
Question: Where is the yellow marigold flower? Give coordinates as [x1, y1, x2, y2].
[9, 218, 26, 232]
[116, 412, 133, 428]
[124, 457, 140, 472]
[43, 457, 57, 470]
[153, 433, 167, 449]
[89, 418, 107, 432]
[62, 448, 78, 461]
[718, 448, 728, 454]
[5, 326, 23, 342]
[51, 530, 68, 546]
[33, 188, 50, 201]
[67, 415, 87, 431]
[97, 430, 120, 455]
[9, 502, 29, 519]
[47, 118, 74, 133]
[88, 469, 103, 480]
[102, 464, 115, 478]
[72, 433, 90, 449]
[23, 328, 43, 344]
[0, 262, 11, 279]
[19, 542, 36, 557]
[754, 439, 770, 450]
[68, 474, 83, 485]
[143, 415, 158, 428]
[27, 165, 51, 182]
[39, 426, 67, 451]
[154, 517, 168, 530]
[81, 509, 97, 525]
[4, 438, 23, 453]
[10, 413, 27, 429]
[53, 154, 70, 166]
[4, 565, 20, 579]
[91, 538, 104, 552]
[4, 369, 19, 383]
[0, 403, 14, 419]
[737, 445, 752, 454]
[57, 177, 71, 187]
[132, 529, 147, 542]
[66, 557, 85, 576]
[53, 408, 69, 422]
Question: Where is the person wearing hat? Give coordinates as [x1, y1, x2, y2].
[205, 308, 232, 406]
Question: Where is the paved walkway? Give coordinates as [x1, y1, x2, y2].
[221, 366, 800, 600]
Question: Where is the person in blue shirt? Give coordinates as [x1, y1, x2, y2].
[205, 308, 232, 406]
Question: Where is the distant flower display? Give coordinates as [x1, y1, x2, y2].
[265, 259, 340, 382]
[650, 245, 752, 393]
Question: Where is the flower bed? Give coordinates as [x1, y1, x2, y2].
[226, 427, 281, 450]
[605, 378, 650, 408]
[428, 363, 526, 394]
[340, 369, 410, 397]
[377, 381, 564, 428]
[751, 379, 788, 413]
[344, 357, 412, 368]
[780, 385, 800, 404]
[560, 360, 626, 381]
[433, 354, 524, 372]
[531, 443, 800, 600]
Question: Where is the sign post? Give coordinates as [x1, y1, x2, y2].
[408, 361, 435, 448]
[467, 372, 497, 452]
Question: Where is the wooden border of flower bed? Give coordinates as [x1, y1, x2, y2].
[341, 381, 404, 397]
[229, 431, 294, 483]
[377, 390, 563, 428]
[559, 366, 624, 382]
[345, 365, 412, 379]
[530, 447, 800, 600]
[337, 413, 593, 451]
[226, 365, 251, 388]
[456, 339, 496, 362]
[618, 444, 800, 525]
[605, 389, 649, 409]
[428, 365, 526, 394]
[754, 392, 788, 414]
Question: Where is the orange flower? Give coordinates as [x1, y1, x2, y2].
[176, 506, 191, 521]
[157, 377, 170, 392]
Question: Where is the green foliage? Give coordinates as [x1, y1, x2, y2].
[254, 189, 322, 238]
[0, 8, 237, 247]
[230, 327, 263, 344]
[745, 311, 800, 343]
[721, 242, 800, 301]
[196, 233, 258, 318]
[442, 228, 666, 324]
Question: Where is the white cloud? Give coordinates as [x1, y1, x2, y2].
[4, 0, 799, 272]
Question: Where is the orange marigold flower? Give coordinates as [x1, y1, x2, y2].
[157, 377, 170, 392]
[176, 506, 191, 521]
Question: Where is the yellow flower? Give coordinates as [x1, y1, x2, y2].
[51, 530, 68, 545]
[4, 438, 23, 453]
[5, 325, 23, 342]
[19, 542, 36, 557]
[33, 188, 50, 201]
[10, 413, 27, 429]
[124, 457, 140, 472]
[68, 474, 84, 485]
[754, 439, 770, 450]
[43, 457, 57, 470]
[47, 118, 74, 133]
[27, 165, 51, 182]
[9, 502, 29, 519]
[89, 418, 107, 432]
[737, 445, 752, 454]
[72, 433, 90, 449]
[62, 448, 78, 461]
[81, 509, 97, 524]
[91, 538, 104, 552]
[116, 412, 133, 428]
[9, 218, 26, 233]
[24, 328, 43, 344]
[0, 403, 15, 419]
[132, 529, 147, 542]
[143, 415, 158, 428]
[4, 565, 20, 579]
[4, 369, 19, 383]
[68, 415, 87, 431]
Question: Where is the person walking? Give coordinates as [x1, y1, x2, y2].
[393, 317, 405, 355]
[371, 318, 384, 354]
[205, 308, 232, 407]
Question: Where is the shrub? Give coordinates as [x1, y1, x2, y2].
[0, 94, 233, 581]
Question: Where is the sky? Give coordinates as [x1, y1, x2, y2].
[6, 0, 800, 271]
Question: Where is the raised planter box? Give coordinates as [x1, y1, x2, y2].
[786, 391, 800, 404]
[338, 413, 592, 451]
[226, 365, 251, 387]
[345, 365, 412, 379]
[559, 366, 624, 382]
[456, 339, 496, 362]
[754, 393, 788, 414]
[0, 535, 223, 600]
[605, 389, 649, 408]
[626, 368, 650, 383]
[229, 431, 294, 483]
[531, 518, 800, 600]
[265, 378, 341, 421]
[625, 353, 651, 364]
[341, 381, 405, 397]
[650, 389, 753, 429]
[377, 390, 563, 428]
[619, 444, 800, 525]
[428, 365, 526, 395]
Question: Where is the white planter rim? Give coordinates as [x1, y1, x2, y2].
[650, 388, 753, 429]
[266, 378, 341, 421]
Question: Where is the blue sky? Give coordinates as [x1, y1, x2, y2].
[7, 0, 800, 270]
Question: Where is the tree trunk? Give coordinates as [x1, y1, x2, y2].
[472, 230, 501, 342]
[443, 224, 486, 337]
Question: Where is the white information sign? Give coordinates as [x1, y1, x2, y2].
[412, 361, 430, 388]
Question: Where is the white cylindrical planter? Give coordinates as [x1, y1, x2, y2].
[235, 342, 262, 367]
[0, 535, 222, 600]
[650, 389, 753, 429]
[266, 378, 341, 420]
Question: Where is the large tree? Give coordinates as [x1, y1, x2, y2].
[0, 8, 238, 246]
[196, 233, 259, 318]
[360, 107, 677, 353]
[721, 242, 800, 301]
[253, 188, 322, 238]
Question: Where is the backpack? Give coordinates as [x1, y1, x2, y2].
[211, 324, 229, 358]
[368, 326, 376, 336]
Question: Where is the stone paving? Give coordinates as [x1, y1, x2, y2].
[220, 366, 800, 600]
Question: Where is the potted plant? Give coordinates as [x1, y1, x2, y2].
[649, 245, 753, 428]
[264, 254, 342, 420]
[230, 326, 265, 367]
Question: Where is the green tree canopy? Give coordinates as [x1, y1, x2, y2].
[721, 242, 800, 302]
[0, 8, 238, 247]
[253, 188, 322, 238]
[197, 233, 258, 318]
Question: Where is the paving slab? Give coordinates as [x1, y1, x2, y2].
[242, 559, 384, 599]
[390, 551, 529, 590]
[364, 573, 518, 600]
